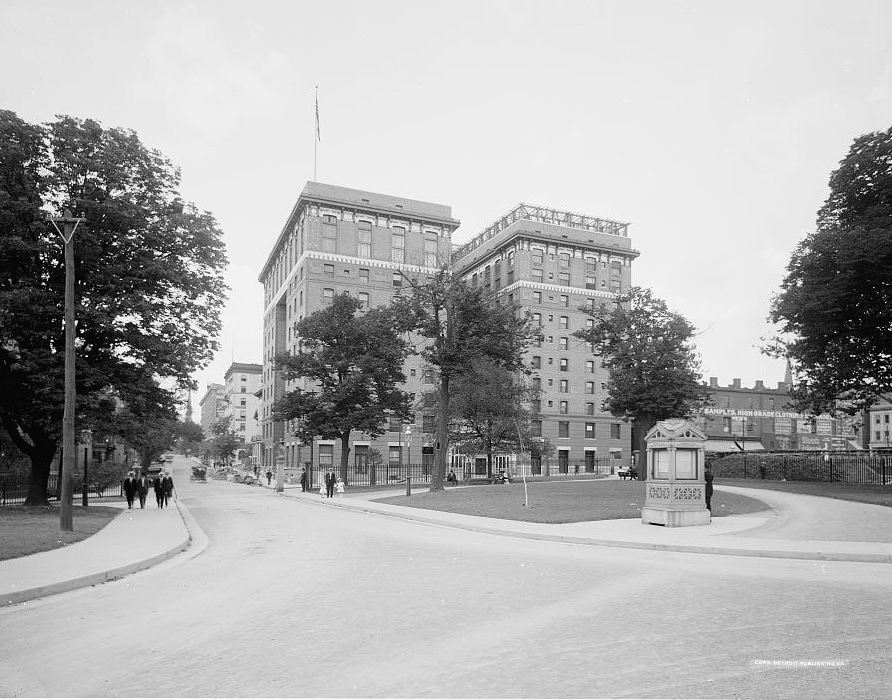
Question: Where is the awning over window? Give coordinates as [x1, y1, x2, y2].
[705, 440, 766, 453]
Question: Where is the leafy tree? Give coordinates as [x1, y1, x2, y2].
[272, 293, 413, 481]
[768, 126, 892, 415]
[175, 419, 204, 456]
[392, 269, 536, 491]
[448, 358, 538, 479]
[211, 417, 242, 465]
[0, 110, 227, 504]
[574, 287, 707, 478]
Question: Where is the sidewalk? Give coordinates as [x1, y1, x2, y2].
[3, 481, 891, 609]
[279, 483, 892, 564]
[1, 499, 193, 608]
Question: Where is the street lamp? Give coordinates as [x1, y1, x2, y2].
[80, 429, 92, 507]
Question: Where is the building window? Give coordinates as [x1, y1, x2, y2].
[559, 421, 570, 438]
[389, 416, 402, 432]
[559, 272, 570, 286]
[531, 356, 541, 369]
[559, 401, 568, 414]
[531, 399, 541, 413]
[558, 252, 570, 267]
[532, 312, 542, 326]
[357, 221, 371, 258]
[532, 269, 543, 283]
[559, 337, 568, 350]
[532, 249, 544, 264]
[358, 292, 369, 310]
[319, 444, 333, 466]
[388, 446, 403, 465]
[586, 275, 596, 289]
[532, 377, 541, 391]
[323, 263, 334, 278]
[532, 420, 542, 437]
[360, 268, 369, 282]
[559, 358, 568, 371]
[424, 233, 438, 267]
[586, 402, 594, 415]
[391, 227, 405, 264]
[322, 288, 334, 305]
[586, 360, 595, 374]
[585, 381, 594, 394]
[611, 423, 622, 439]
[560, 295, 569, 307]
[533, 291, 542, 304]
[559, 316, 568, 329]
[322, 214, 337, 253]
[423, 368, 435, 384]
[585, 423, 595, 439]
[392, 272, 402, 288]
[559, 379, 569, 393]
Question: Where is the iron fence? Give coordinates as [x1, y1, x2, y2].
[0, 473, 124, 506]
[710, 452, 892, 485]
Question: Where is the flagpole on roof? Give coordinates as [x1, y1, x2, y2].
[314, 86, 320, 181]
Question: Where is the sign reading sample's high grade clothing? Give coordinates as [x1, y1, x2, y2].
[816, 418, 832, 435]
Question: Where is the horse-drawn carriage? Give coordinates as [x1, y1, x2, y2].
[191, 465, 207, 482]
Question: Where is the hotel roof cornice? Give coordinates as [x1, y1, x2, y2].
[452, 203, 631, 263]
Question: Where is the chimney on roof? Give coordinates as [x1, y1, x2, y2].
[732, 378, 741, 389]
[755, 380, 764, 390]
[709, 377, 718, 388]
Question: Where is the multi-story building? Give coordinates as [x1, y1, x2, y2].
[258, 182, 460, 473]
[222, 362, 262, 454]
[868, 399, 892, 453]
[198, 383, 225, 438]
[451, 203, 639, 474]
[696, 375, 862, 452]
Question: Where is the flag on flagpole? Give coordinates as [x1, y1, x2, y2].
[315, 88, 321, 141]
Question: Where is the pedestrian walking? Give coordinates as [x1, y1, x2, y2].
[266, 469, 273, 486]
[137, 473, 149, 509]
[161, 472, 174, 508]
[153, 474, 164, 507]
[318, 480, 326, 498]
[335, 477, 345, 497]
[705, 463, 714, 513]
[300, 468, 308, 492]
[123, 472, 137, 509]
[324, 468, 336, 498]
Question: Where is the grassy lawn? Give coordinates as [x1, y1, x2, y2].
[376, 478, 770, 524]
[717, 478, 892, 508]
[0, 505, 120, 561]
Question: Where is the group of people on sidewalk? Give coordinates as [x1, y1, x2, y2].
[122, 471, 174, 509]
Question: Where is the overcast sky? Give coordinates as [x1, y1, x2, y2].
[3, 0, 891, 413]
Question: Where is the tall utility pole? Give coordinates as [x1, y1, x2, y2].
[48, 209, 85, 531]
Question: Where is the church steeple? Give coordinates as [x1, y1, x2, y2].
[784, 359, 793, 386]
[185, 391, 194, 423]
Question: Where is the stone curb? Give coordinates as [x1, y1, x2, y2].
[283, 490, 892, 565]
[1, 499, 195, 609]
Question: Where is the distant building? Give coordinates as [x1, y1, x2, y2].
[198, 383, 225, 439]
[258, 182, 460, 472]
[223, 362, 262, 454]
[867, 398, 892, 453]
[696, 375, 861, 453]
[451, 203, 639, 474]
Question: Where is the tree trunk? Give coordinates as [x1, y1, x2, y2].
[431, 375, 449, 492]
[24, 442, 57, 506]
[339, 432, 351, 483]
[632, 413, 657, 481]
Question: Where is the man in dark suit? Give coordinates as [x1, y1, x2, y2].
[123, 472, 137, 509]
[161, 472, 174, 507]
[324, 468, 336, 498]
[137, 473, 149, 508]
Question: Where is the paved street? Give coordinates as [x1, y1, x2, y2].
[1, 461, 890, 698]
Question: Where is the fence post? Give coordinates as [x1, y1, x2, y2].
[406, 475, 411, 497]
[782, 456, 787, 481]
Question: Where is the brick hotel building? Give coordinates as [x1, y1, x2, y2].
[258, 184, 637, 476]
